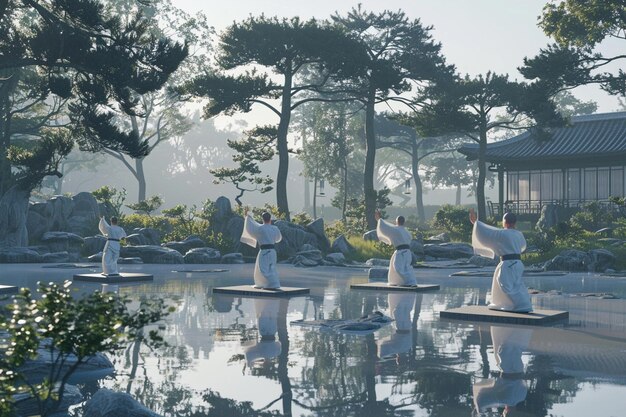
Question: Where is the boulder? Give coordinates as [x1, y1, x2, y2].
[221, 253, 244, 264]
[331, 235, 356, 257]
[15, 384, 82, 417]
[19, 350, 113, 385]
[26, 209, 48, 242]
[120, 245, 184, 264]
[0, 247, 43, 263]
[423, 242, 473, 259]
[363, 230, 378, 241]
[83, 389, 162, 417]
[365, 258, 390, 267]
[0, 186, 30, 247]
[133, 228, 162, 246]
[67, 192, 100, 236]
[87, 252, 103, 262]
[40, 231, 84, 254]
[163, 235, 205, 254]
[42, 251, 71, 263]
[324, 252, 346, 265]
[224, 216, 245, 252]
[274, 220, 318, 258]
[588, 248, 616, 272]
[305, 218, 331, 252]
[410, 239, 424, 256]
[292, 249, 323, 267]
[119, 257, 143, 264]
[536, 203, 570, 233]
[125, 233, 150, 246]
[83, 235, 107, 256]
[544, 249, 590, 272]
[299, 243, 317, 252]
[468, 254, 498, 267]
[184, 247, 221, 264]
[368, 268, 389, 280]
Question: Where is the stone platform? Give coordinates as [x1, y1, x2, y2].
[73, 273, 153, 284]
[440, 305, 569, 325]
[350, 283, 440, 292]
[0, 285, 18, 295]
[212, 285, 309, 297]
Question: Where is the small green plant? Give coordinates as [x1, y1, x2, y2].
[346, 236, 395, 262]
[126, 195, 164, 216]
[291, 211, 313, 227]
[92, 186, 127, 218]
[0, 281, 172, 416]
[431, 204, 473, 241]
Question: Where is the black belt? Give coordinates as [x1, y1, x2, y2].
[500, 254, 521, 261]
[108, 238, 120, 242]
[259, 244, 275, 250]
[395, 244, 410, 250]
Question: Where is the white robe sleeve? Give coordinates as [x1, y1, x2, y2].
[241, 214, 260, 248]
[376, 219, 395, 246]
[274, 227, 282, 243]
[472, 220, 502, 258]
[99, 218, 111, 237]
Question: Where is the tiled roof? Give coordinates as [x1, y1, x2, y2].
[458, 112, 626, 166]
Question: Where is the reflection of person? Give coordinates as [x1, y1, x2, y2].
[240, 211, 283, 289]
[99, 216, 126, 276]
[473, 325, 533, 416]
[375, 211, 417, 286]
[244, 298, 283, 367]
[378, 293, 420, 360]
[469, 209, 532, 313]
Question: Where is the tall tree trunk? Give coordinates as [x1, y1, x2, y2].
[412, 145, 425, 224]
[312, 176, 318, 219]
[135, 158, 146, 202]
[0, 71, 18, 197]
[276, 70, 292, 220]
[455, 183, 462, 205]
[363, 88, 377, 230]
[342, 163, 348, 223]
[477, 127, 487, 220]
[0, 185, 30, 247]
[302, 134, 310, 213]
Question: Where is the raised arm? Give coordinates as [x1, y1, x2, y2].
[472, 220, 503, 258]
[99, 217, 110, 236]
[376, 218, 395, 246]
[240, 213, 260, 247]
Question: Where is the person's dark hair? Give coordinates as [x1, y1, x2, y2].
[111, 216, 118, 224]
[396, 216, 405, 226]
[261, 212, 272, 223]
[503, 212, 517, 225]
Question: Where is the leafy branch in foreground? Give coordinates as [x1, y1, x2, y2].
[0, 281, 173, 416]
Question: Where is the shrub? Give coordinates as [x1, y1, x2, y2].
[346, 236, 394, 262]
[92, 186, 127, 218]
[569, 201, 615, 231]
[432, 204, 473, 241]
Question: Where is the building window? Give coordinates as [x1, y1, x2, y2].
[553, 170, 564, 200]
[584, 168, 597, 200]
[530, 172, 541, 201]
[518, 171, 530, 202]
[541, 171, 553, 201]
[598, 168, 610, 199]
[611, 166, 624, 197]
[568, 169, 580, 201]
[507, 172, 519, 201]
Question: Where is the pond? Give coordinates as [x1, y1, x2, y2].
[3, 263, 626, 417]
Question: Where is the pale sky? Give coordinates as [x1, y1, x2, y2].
[172, 0, 621, 112]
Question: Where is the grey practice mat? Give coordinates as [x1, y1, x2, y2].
[73, 273, 154, 283]
[212, 285, 309, 297]
[291, 312, 392, 335]
[449, 270, 569, 277]
[440, 305, 569, 325]
[42, 263, 95, 269]
[350, 283, 440, 292]
[0, 285, 18, 295]
[172, 269, 229, 273]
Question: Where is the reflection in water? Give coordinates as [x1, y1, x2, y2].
[473, 326, 533, 416]
[245, 298, 284, 369]
[377, 293, 421, 362]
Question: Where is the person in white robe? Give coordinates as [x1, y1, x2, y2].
[473, 325, 533, 416]
[244, 298, 284, 368]
[469, 209, 532, 313]
[378, 293, 421, 361]
[240, 211, 283, 289]
[99, 216, 126, 276]
[375, 211, 417, 286]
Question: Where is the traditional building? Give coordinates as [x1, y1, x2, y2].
[459, 112, 626, 219]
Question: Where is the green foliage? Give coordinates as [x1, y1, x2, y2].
[432, 204, 473, 241]
[568, 201, 615, 231]
[126, 195, 164, 215]
[92, 186, 127, 218]
[291, 212, 313, 227]
[0, 281, 171, 416]
[346, 236, 395, 263]
[343, 188, 393, 236]
[162, 204, 209, 242]
[120, 213, 174, 237]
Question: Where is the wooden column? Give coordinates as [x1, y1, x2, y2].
[498, 165, 504, 216]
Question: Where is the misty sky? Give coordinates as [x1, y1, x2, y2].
[172, 0, 621, 112]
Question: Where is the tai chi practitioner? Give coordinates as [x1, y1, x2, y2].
[241, 211, 283, 289]
[473, 325, 533, 415]
[99, 216, 126, 276]
[375, 211, 417, 286]
[469, 209, 532, 313]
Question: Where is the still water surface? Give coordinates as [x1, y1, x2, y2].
[4, 263, 626, 417]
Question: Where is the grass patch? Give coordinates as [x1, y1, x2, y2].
[346, 236, 395, 263]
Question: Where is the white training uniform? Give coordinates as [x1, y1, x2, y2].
[244, 298, 282, 367]
[378, 293, 421, 359]
[472, 325, 532, 413]
[377, 219, 416, 286]
[240, 214, 283, 289]
[472, 220, 532, 313]
[99, 218, 126, 276]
